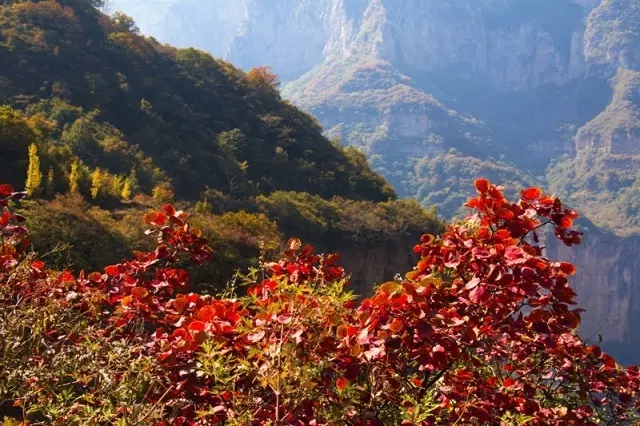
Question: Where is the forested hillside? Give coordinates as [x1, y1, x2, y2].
[0, 0, 440, 291]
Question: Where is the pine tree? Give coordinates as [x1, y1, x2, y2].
[25, 143, 42, 196]
[69, 161, 80, 194]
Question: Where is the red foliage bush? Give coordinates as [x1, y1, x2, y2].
[1, 179, 639, 425]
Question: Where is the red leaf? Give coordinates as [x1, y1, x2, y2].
[496, 207, 515, 220]
[336, 377, 349, 391]
[469, 285, 489, 304]
[557, 262, 576, 276]
[31, 260, 45, 271]
[521, 187, 542, 201]
[465, 276, 480, 290]
[503, 377, 516, 388]
[0, 184, 14, 196]
[472, 247, 491, 259]
[104, 265, 119, 275]
[474, 178, 490, 193]
[163, 204, 176, 216]
[188, 321, 206, 332]
[558, 216, 573, 228]
[494, 229, 511, 240]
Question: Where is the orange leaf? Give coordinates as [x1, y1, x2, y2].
[420, 234, 435, 244]
[521, 187, 542, 201]
[287, 237, 302, 251]
[88, 272, 103, 282]
[336, 377, 349, 391]
[131, 287, 149, 299]
[336, 324, 349, 338]
[474, 178, 490, 193]
[380, 281, 401, 295]
[349, 343, 362, 356]
[173, 297, 187, 313]
[121, 295, 133, 307]
[198, 305, 216, 322]
[388, 318, 404, 333]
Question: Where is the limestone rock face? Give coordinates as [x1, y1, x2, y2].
[584, 0, 640, 71]
[226, 0, 332, 81]
[111, 0, 596, 90]
[546, 227, 640, 365]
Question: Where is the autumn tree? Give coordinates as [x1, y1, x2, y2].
[90, 167, 103, 199]
[111, 11, 139, 33]
[246, 66, 281, 93]
[68, 160, 80, 194]
[25, 143, 42, 196]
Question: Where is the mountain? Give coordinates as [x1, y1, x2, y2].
[0, 0, 443, 294]
[109, 0, 640, 361]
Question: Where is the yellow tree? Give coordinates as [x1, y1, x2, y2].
[69, 161, 80, 194]
[90, 168, 103, 199]
[121, 178, 132, 200]
[25, 143, 42, 196]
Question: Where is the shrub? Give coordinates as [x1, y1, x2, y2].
[1, 179, 639, 425]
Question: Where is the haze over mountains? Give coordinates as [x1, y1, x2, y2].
[109, 0, 640, 363]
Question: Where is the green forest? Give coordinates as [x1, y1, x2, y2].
[0, 0, 440, 289]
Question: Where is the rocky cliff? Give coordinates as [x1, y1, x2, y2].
[546, 225, 640, 365]
[109, 0, 598, 90]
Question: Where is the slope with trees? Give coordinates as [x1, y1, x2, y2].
[0, 0, 440, 290]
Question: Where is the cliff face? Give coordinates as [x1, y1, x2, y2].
[546, 228, 640, 358]
[584, 0, 640, 70]
[111, 0, 595, 90]
[335, 236, 419, 298]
